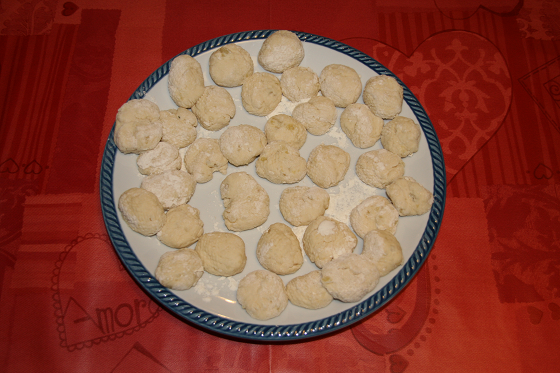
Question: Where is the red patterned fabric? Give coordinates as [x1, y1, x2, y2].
[1, 1, 560, 372]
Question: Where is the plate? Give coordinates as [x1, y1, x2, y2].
[100, 30, 446, 341]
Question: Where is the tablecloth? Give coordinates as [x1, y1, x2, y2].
[1, 0, 559, 372]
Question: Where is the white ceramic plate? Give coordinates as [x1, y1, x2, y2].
[100, 30, 446, 341]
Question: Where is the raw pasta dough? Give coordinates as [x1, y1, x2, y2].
[256, 223, 303, 275]
[302, 216, 357, 268]
[236, 270, 289, 320]
[155, 248, 204, 290]
[195, 232, 247, 276]
[220, 172, 270, 231]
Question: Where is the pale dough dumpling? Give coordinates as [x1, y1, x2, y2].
[118, 188, 166, 236]
[280, 66, 320, 102]
[319, 64, 362, 108]
[114, 119, 162, 155]
[279, 186, 330, 226]
[236, 270, 289, 320]
[220, 172, 270, 231]
[256, 223, 303, 275]
[160, 108, 197, 148]
[258, 30, 304, 73]
[255, 141, 307, 184]
[191, 86, 236, 131]
[168, 54, 205, 109]
[115, 99, 160, 132]
[362, 229, 403, 277]
[141, 170, 196, 210]
[380, 116, 422, 158]
[241, 72, 282, 116]
[286, 270, 333, 309]
[349, 196, 399, 238]
[155, 248, 204, 290]
[321, 253, 380, 303]
[385, 176, 434, 216]
[264, 114, 307, 150]
[195, 232, 247, 276]
[209, 43, 254, 87]
[355, 149, 405, 189]
[340, 103, 384, 148]
[219, 124, 267, 166]
[363, 75, 403, 119]
[306, 144, 350, 188]
[291, 96, 337, 136]
[302, 216, 358, 268]
[157, 205, 204, 249]
[184, 138, 228, 183]
[136, 142, 182, 176]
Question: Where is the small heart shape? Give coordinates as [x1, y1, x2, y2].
[23, 160, 43, 174]
[0, 158, 19, 173]
[389, 354, 409, 373]
[62, 2, 78, 17]
[534, 163, 553, 179]
[527, 306, 543, 325]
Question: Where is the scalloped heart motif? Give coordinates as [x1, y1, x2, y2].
[51, 233, 160, 351]
[354, 31, 512, 180]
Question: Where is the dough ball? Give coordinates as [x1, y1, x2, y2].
[340, 103, 384, 148]
[257, 30, 304, 73]
[256, 223, 303, 275]
[136, 142, 182, 176]
[264, 114, 307, 150]
[209, 43, 254, 87]
[306, 144, 350, 188]
[220, 172, 270, 231]
[349, 196, 399, 238]
[195, 232, 247, 276]
[291, 96, 337, 136]
[157, 205, 204, 248]
[320, 253, 379, 303]
[114, 119, 162, 155]
[363, 75, 403, 119]
[355, 149, 405, 189]
[255, 141, 307, 184]
[219, 124, 266, 166]
[236, 270, 288, 320]
[286, 270, 333, 309]
[241, 72, 282, 116]
[115, 99, 160, 133]
[279, 186, 330, 226]
[184, 138, 228, 183]
[191, 85, 236, 131]
[380, 116, 422, 158]
[141, 170, 196, 210]
[154, 248, 204, 290]
[118, 188, 166, 236]
[302, 216, 357, 268]
[385, 176, 434, 216]
[160, 108, 197, 148]
[319, 64, 362, 108]
[280, 66, 320, 102]
[168, 54, 205, 109]
[362, 229, 403, 277]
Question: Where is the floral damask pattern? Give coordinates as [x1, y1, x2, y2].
[483, 185, 560, 303]
[1, 0, 58, 35]
[517, 0, 560, 40]
[371, 31, 512, 179]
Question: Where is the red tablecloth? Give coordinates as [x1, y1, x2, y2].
[1, 0, 560, 372]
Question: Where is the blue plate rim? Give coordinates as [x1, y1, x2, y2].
[99, 29, 446, 342]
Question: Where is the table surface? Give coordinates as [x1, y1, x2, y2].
[1, 0, 560, 372]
